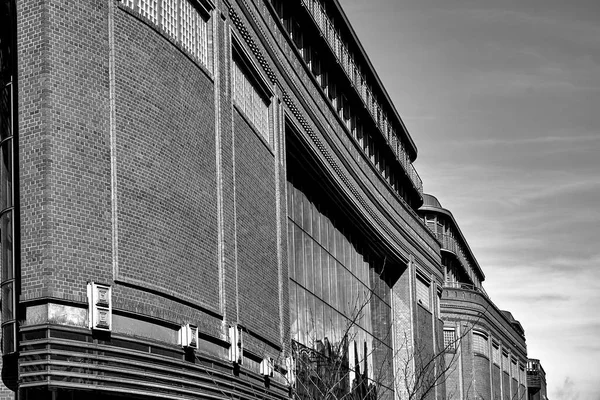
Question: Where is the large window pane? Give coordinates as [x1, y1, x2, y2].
[329, 255, 337, 308]
[319, 209, 327, 248]
[306, 292, 316, 345]
[302, 194, 312, 236]
[304, 234, 313, 293]
[288, 223, 295, 280]
[293, 185, 303, 227]
[1, 211, 12, 282]
[0, 141, 12, 211]
[297, 288, 306, 345]
[0, 80, 12, 142]
[294, 225, 304, 286]
[290, 283, 298, 341]
[2, 282, 13, 320]
[313, 244, 322, 299]
[321, 248, 330, 304]
[312, 202, 320, 243]
[2, 324, 14, 354]
[315, 299, 324, 341]
[286, 181, 293, 221]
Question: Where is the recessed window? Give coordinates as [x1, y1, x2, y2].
[443, 328, 456, 351]
[232, 51, 271, 144]
[416, 276, 430, 309]
[492, 342, 500, 365]
[472, 331, 489, 358]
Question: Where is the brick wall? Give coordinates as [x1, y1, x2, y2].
[113, 7, 219, 310]
[474, 355, 491, 399]
[492, 364, 501, 400]
[512, 378, 519, 400]
[19, 0, 112, 302]
[503, 372, 510, 400]
[233, 110, 279, 345]
[444, 351, 461, 399]
[416, 305, 434, 400]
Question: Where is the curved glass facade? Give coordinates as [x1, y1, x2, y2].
[287, 173, 395, 395]
[0, 0, 16, 355]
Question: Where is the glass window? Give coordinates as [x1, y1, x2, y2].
[232, 56, 270, 142]
[313, 243, 322, 299]
[290, 283, 298, 341]
[473, 331, 489, 357]
[416, 276, 430, 309]
[321, 247, 330, 304]
[1, 211, 13, 282]
[294, 225, 304, 286]
[492, 342, 500, 365]
[443, 329, 456, 350]
[304, 234, 313, 293]
[287, 223, 295, 280]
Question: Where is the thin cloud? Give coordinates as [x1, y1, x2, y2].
[464, 134, 600, 147]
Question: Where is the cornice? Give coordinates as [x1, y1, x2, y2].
[227, 1, 442, 272]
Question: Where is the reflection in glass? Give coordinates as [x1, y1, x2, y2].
[290, 282, 298, 342]
[304, 234, 313, 293]
[288, 223, 295, 280]
[2, 324, 14, 355]
[287, 177, 395, 392]
[294, 225, 304, 287]
[0, 141, 12, 210]
[2, 282, 13, 320]
[0, 86, 11, 141]
[1, 211, 12, 281]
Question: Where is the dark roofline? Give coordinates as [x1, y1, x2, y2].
[330, 0, 418, 161]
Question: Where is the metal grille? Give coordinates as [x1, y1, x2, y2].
[180, 0, 198, 59]
[443, 329, 456, 350]
[197, 14, 209, 68]
[139, 0, 158, 24]
[161, 0, 178, 40]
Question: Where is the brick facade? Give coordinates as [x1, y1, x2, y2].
[419, 195, 529, 400]
[2, 0, 540, 399]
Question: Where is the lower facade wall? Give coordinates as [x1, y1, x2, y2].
[474, 355, 491, 399]
[18, 325, 288, 400]
[492, 365, 501, 400]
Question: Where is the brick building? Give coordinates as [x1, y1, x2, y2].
[0, 0, 452, 399]
[419, 194, 529, 400]
[527, 359, 548, 400]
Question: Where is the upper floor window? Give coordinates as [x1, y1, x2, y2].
[122, 0, 212, 71]
[492, 341, 500, 365]
[416, 275, 430, 310]
[502, 351, 510, 373]
[443, 328, 456, 351]
[232, 52, 271, 144]
[472, 331, 489, 358]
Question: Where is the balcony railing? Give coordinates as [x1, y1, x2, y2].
[434, 233, 459, 255]
[299, 0, 423, 196]
[443, 281, 489, 298]
[432, 232, 479, 283]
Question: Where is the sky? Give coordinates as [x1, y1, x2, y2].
[339, 1, 600, 399]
